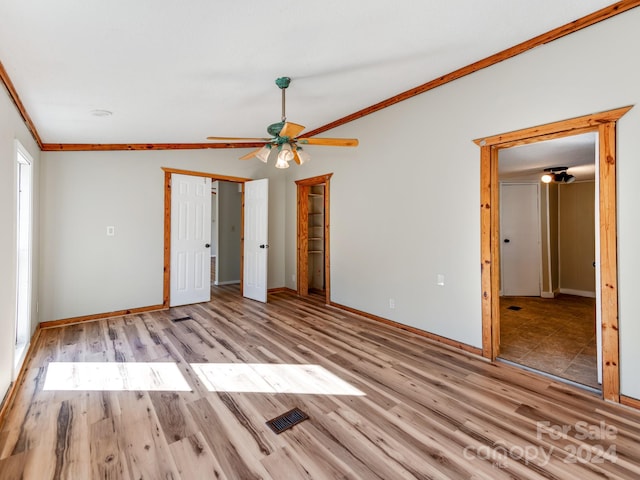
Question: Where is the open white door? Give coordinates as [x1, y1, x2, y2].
[243, 179, 269, 302]
[170, 174, 212, 307]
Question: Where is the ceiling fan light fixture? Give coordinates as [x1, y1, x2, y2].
[275, 156, 290, 169]
[255, 144, 271, 163]
[542, 166, 576, 184]
[277, 143, 294, 163]
[297, 147, 311, 165]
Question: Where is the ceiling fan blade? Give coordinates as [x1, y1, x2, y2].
[292, 149, 301, 165]
[239, 148, 262, 160]
[207, 136, 271, 141]
[297, 138, 359, 147]
[279, 122, 306, 139]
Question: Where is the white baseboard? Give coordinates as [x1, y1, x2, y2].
[541, 291, 556, 298]
[215, 280, 240, 286]
[559, 288, 596, 298]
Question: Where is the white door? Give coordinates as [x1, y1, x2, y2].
[243, 179, 269, 302]
[500, 183, 541, 296]
[170, 174, 212, 306]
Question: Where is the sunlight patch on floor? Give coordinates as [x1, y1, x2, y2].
[43, 362, 192, 391]
[191, 363, 366, 396]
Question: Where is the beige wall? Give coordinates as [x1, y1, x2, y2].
[559, 181, 596, 295]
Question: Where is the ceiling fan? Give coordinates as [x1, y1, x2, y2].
[206, 77, 358, 168]
[541, 166, 575, 183]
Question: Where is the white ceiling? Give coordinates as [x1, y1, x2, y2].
[0, 0, 618, 145]
[499, 133, 597, 182]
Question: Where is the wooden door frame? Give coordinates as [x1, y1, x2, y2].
[296, 173, 333, 304]
[475, 106, 632, 403]
[162, 167, 252, 308]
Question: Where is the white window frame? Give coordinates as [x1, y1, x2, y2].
[14, 139, 34, 376]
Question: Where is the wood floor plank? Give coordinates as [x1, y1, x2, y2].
[169, 432, 228, 479]
[149, 391, 199, 445]
[1, 286, 639, 479]
[187, 397, 271, 480]
[89, 416, 132, 480]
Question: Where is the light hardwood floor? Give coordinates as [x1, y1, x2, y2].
[1, 286, 639, 479]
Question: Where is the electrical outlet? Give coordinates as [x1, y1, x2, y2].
[437, 274, 445, 286]
[389, 298, 396, 309]
[106, 226, 115, 236]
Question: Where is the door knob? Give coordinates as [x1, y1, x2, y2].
[259, 244, 269, 249]
[205, 243, 210, 248]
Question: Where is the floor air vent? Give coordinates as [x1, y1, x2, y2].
[171, 316, 192, 323]
[266, 408, 309, 434]
[507, 306, 522, 311]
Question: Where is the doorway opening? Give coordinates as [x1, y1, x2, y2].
[162, 168, 251, 308]
[15, 141, 33, 374]
[296, 173, 332, 304]
[497, 134, 599, 390]
[211, 181, 242, 288]
[477, 106, 631, 403]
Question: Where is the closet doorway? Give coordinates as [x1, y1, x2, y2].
[296, 173, 332, 303]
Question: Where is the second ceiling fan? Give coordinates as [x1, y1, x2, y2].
[207, 77, 358, 168]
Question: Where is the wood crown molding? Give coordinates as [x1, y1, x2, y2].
[2, 2, 635, 152]
[41, 142, 264, 152]
[0, 61, 43, 148]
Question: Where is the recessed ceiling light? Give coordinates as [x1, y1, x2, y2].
[91, 109, 113, 117]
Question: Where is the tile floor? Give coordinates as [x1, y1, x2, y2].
[499, 294, 599, 389]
